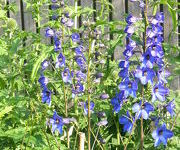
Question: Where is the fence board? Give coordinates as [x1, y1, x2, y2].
[164, 5, 179, 90]
[113, 0, 125, 60]
[23, 3, 36, 33]
[9, 0, 22, 29]
[3, 0, 180, 89]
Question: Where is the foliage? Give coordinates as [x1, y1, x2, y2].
[0, 0, 179, 150]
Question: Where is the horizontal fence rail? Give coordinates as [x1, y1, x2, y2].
[2, 0, 180, 89]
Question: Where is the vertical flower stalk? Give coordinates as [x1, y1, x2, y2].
[141, 0, 148, 149]
[87, 39, 95, 150]
[111, 0, 175, 149]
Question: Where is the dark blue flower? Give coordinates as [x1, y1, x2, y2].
[61, 17, 67, 25]
[157, 69, 170, 84]
[118, 79, 138, 98]
[152, 123, 173, 147]
[75, 56, 86, 70]
[41, 60, 49, 70]
[155, 12, 164, 23]
[61, 68, 72, 84]
[123, 48, 134, 59]
[147, 35, 163, 47]
[135, 67, 155, 85]
[72, 82, 85, 95]
[156, 58, 164, 69]
[119, 111, 134, 133]
[75, 71, 87, 81]
[41, 88, 51, 106]
[126, 14, 138, 25]
[124, 25, 135, 37]
[132, 101, 154, 120]
[52, 15, 59, 20]
[119, 68, 129, 79]
[38, 76, 48, 87]
[165, 99, 175, 117]
[100, 93, 109, 100]
[66, 19, 74, 27]
[111, 92, 124, 113]
[51, 4, 60, 10]
[152, 84, 169, 102]
[54, 36, 62, 51]
[71, 33, 80, 42]
[119, 60, 129, 68]
[45, 28, 55, 37]
[147, 45, 164, 59]
[141, 50, 155, 68]
[49, 111, 64, 134]
[74, 46, 84, 56]
[84, 101, 95, 115]
[55, 53, 65, 68]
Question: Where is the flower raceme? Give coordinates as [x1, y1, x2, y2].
[111, 1, 174, 147]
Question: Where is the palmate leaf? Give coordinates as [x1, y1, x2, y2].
[0, 106, 13, 120]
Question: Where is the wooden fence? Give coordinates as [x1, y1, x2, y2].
[3, 0, 180, 89]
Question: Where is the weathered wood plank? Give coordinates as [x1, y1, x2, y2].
[9, 0, 22, 29]
[112, 0, 125, 60]
[164, 5, 179, 90]
[23, 2, 36, 33]
[128, 0, 141, 17]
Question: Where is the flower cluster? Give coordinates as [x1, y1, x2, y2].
[111, 0, 175, 147]
[38, 0, 76, 135]
[71, 33, 87, 98]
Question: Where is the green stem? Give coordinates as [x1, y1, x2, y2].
[87, 39, 92, 150]
[116, 120, 120, 147]
[87, 39, 96, 150]
[74, 0, 78, 29]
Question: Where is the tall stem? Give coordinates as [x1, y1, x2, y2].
[87, 39, 92, 150]
[74, 0, 78, 29]
[140, 1, 148, 150]
[87, 39, 96, 150]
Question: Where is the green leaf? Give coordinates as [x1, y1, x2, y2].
[10, 38, 21, 53]
[31, 52, 48, 82]
[0, 106, 13, 119]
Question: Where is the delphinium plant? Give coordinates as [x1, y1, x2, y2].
[111, 0, 176, 149]
[38, 0, 112, 149]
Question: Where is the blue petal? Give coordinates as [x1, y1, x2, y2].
[159, 135, 167, 146]
[131, 90, 136, 98]
[152, 130, 158, 139]
[156, 93, 165, 101]
[144, 102, 154, 113]
[57, 125, 63, 135]
[132, 103, 140, 113]
[118, 82, 127, 90]
[119, 116, 129, 124]
[154, 138, 161, 147]
[141, 109, 148, 120]
[152, 94, 157, 102]
[163, 130, 173, 139]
